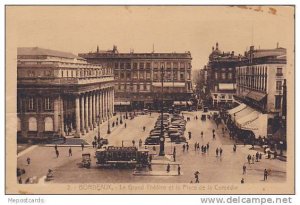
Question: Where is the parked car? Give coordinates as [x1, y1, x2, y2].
[145, 136, 160, 145]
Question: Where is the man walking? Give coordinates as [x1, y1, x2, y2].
[178, 165, 181, 175]
[69, 147, 72, 157]
[220, 148, 223, 156]
[26, 157, 31, 165]
[56, 149, 59, 158]
[264, 169, 268, 181]
[166, 163, 170, 173]
[81, 142, 84, 151]
[216, 148, 219, 156]
[243, 165, 246, 174]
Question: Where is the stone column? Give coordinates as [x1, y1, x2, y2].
[93, 92, 97, 127]
[60, 96, 65, 137]
[101, 90, 103, 122]
[74, 95, 81, 138]
[89, 92, 93, 130]
[103, 90, 106, 121]
[96, 91, 100, 122]
[84, 93, 89, 133]
[105, 89, 108, 120]
[80, 94, 85, 135]
[112, 89, 115, 113]
[53, 96, 60, 132]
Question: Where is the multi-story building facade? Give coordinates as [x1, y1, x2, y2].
[17, 47, 114, 141]
[79, 46, 193, 110]
[206, 43, 239, 108]
[232, 45, 287, 140]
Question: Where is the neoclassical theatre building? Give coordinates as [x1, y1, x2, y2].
[17, 47, 114, 141]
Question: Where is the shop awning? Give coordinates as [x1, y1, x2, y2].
[114, 101, 131, 106]
[228, 103, 247, 115]
[234, 106, 255, 120]
[173, 101, 192, 106]
[152, 82, 185, 87]
[219, 83, 235, 90]
[240, 113, 268, 139]
[246, 91, 267, 101]
[235, 110, 259, 127]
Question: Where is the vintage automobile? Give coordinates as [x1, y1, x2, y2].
[95, 146, 149, 168]
[82, 153, 91, 168]
[145, 135, 161, 145]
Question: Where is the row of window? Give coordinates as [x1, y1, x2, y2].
[17, 97, 53, 112]
[214, 72, 233, 80]
[237, 75, 267, 91]
[19, 68, 113, 78]
[114, 61, 191, 70]
[115, 71, 190, 81]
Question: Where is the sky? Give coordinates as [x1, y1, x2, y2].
[7, 6, 294, 70]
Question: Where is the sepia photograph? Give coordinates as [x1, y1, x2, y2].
[5, 5, 295, 194]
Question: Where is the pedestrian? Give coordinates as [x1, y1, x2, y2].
[26, 157, 31, 165]
[203, 146, 206, 153]
[201, 131, 203, 138]
[173, 147, 176, 155]
[188, 131, 192, 140]
[54, 144, 58, 151]
[220, 148, 223, 156]
[132, 140, 135, 147]
[149, 154, 152, 162]
[186, 143, 189, 151]
[201, 145, 204, 152]
[259, 153, 262, 160]
[194, 142, 197, 151]
[94, 136, 97, 141]
[252, 155, 255, 164]
[264, 169, 268, 181]
[194, 171, 200, 183]
[56, 149, 59, 158]
[69, 147, 72, 157]
[241, 178, 245, 184]
[148, 163, 152, 171]
[182, 144, 186, 152]
[139, 139, 142, 147]
[18, 177, 22, 184]
[178, 165, 181, 175]
[81, 142, 84, 151]
[206, 142, 209, 150]
[166, 163, 170, 173]
[124, 123, 127, 128]
[212, 129, 215, 134]
[213, 134, 216, 140]
[256, 152, 259, 162]
[197, 143, 200, 150]
[247, 154, 251, 164]
[143, 126, 146, 132]
[216, 148, 219, 156]
[233, 144, 237, 152]
[173, 153, 176, 162]
[243, 165, 246, 174]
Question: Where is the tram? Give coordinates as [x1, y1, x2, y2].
[95, 146, 150, 168]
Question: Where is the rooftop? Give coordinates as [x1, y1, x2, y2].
[18, 47, 85, 60]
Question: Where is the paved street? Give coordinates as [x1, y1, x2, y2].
[17, 111, 286, 184]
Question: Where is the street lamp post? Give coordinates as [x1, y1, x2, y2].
[159, 65, 165, 156]
[107, 109, 111, 134]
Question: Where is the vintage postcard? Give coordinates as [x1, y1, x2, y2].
[5, 5, 295, 194]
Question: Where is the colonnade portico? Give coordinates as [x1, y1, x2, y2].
[70, 87, 114, 138]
